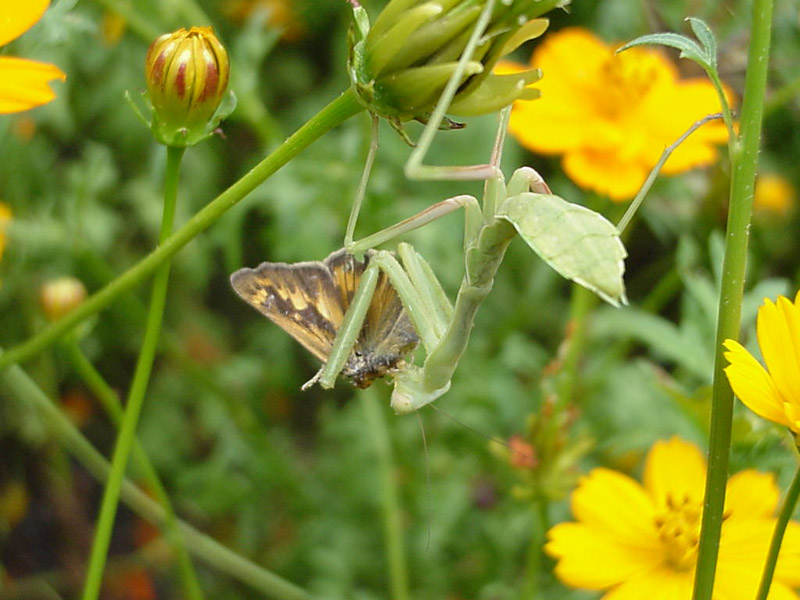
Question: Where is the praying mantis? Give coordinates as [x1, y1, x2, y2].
[231, 0, 627, 414]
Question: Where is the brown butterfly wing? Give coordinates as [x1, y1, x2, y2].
[230, 258, 347, 363]
[325, 250, 419, 387]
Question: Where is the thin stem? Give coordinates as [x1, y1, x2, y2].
[360, 388, 410, 600]
[0, 89, 363, 371]
[555, 284, 595, 409]
[756, 459, 800, 600]
[521, 500, 549, 599]
[692, 1, 773, 598]
[0, 357, 311, 600]
[64, 337, 205, 600]
[81, 146, 185, 600]
[617, 113, 723, 234]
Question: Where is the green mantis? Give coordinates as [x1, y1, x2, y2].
[232, 0, 627, 413]
[312, 108, 626, 414]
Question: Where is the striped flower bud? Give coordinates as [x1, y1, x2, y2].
[145, 27, 231, 146]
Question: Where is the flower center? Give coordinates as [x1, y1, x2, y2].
[653, 493, 703, 571]
[595, 51, 659, 117]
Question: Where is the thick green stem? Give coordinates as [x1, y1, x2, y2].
[756, 460, 800, 600]
[692, 1, 773, 598]
[65, 337, 204, 600]
[0, 89, 363, 372]
[360, 389, 410, 600]
[81, 146, 185, 600]
[0, 357, 311, 600]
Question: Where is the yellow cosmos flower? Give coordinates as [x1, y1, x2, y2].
[546, 437, 800, 599]
[0, 0, 66, 113]
[0, 202, 11, 262]
[501, 28, 733, 201]
[754, 174, 795, 217]
[724, 292, 800, 436]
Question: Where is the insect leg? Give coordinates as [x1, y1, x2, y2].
[317, 262, 381, 389]
[346, 194, 481, 257]
[396, 243, 452, 341]
[343, 113, 380, 249]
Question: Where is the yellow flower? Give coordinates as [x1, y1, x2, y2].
[724, 292, 800, 435]
[754, 173, 795, 216]
[0, 0, 66, 113]
[222, 0, 306, 42]
[501, 28, 733, 201]
[0, 202, 11, 262]
[546, 437, 800, 598]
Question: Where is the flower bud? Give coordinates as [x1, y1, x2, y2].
[145, 27, 231, 146]
[40, 276, 87, 322]
[348, 0, 565, 132]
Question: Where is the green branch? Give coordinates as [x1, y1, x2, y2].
[0, 89, 363, 372]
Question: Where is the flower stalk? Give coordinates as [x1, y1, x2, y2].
[64, 335, 204, 600]
[0, 354, 312, 600]
[693, 0, 773, 597]
[81, 145, 186, 600]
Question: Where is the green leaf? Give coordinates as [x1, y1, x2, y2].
[687, 17, 717, 68]
[497, 193, 627, 306]
[618, 32, 709, 69]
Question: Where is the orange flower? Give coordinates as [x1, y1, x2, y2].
[501, 28, 733, 201]
[0, 0, 66, 113]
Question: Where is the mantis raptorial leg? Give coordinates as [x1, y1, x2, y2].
[313, 0, 626, 410]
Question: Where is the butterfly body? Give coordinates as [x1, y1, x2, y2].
[230, 249, 419, 388]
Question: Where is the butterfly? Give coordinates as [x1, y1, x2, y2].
[230, 249, 419, 389]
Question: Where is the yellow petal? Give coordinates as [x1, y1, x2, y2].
[723, 339, 792, 428]
[0, 0, 50, 46]
[601, 567, 693, 600]
[545, 522, 661, 589]
[774, 521, 800, 586]
[757, 297, 800, 409]
[725, 470, 779, 518]
[561, 148, 648, 201]
[0, 56, 65, 113]
[715, 518, 800, 599]
[643, 437, 706, 505]
[570, 468, 659, 543]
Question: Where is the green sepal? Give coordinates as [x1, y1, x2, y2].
[449, 68, 541, 116]
[377, 61, 483, 115]
[497, 193, 628, 306]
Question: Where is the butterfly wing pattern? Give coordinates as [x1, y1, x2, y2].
[230, 249, 419, 388]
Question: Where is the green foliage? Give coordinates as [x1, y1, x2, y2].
[1, 0, 799, 599]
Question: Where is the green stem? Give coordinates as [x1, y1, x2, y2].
[0, 357, 311, 600]
[756, 460, 800, 600]
[81, 146, 185, 600]
[0, 89, 363, 372]
[556, 284, 596, 409]
[521, 500, 548, 599]
[360, 389, 410, 600]
[64, 337, 205, 600]
[692, 1, 773, 598]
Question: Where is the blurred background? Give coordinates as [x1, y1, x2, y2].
[1, 0, 800, 598]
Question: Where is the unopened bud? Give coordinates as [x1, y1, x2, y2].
[40, 276, 87, 322]
[348, 0, 565, 133]
[145, 27, 231, 146]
